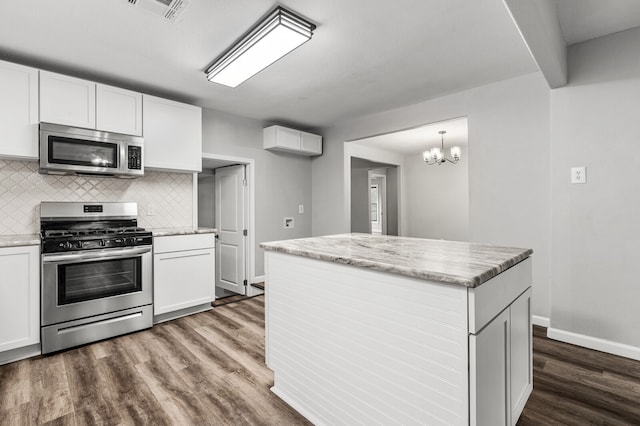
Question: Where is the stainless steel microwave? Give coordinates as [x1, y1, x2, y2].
[39, 122, 144, 178]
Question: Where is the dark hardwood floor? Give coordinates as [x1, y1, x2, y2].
[517, 326, 640, 425]
[1, 297, 639, 425]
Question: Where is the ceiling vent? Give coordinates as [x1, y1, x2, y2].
[127, 0, 190, 22]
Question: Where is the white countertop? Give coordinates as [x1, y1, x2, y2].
[0, 234, 40, 248]
[150, 227, 217, 237]
[261, 233, 533, 287]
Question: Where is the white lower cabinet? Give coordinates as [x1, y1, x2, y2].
[470, 288, 532, 426]
[153, 234, 215, 320]
[0, 245, 39, 353]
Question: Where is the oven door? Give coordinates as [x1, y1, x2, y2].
[41, 246, 152, 326]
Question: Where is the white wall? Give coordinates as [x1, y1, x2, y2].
[313, 73, 551, 319]
[403, 146, 469, 241]
[550, 27, 640, 349]
[202, 109, 313, 278]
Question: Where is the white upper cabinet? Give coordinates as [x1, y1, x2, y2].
[264, 125, 322, 156]
[143, 94, 202, 173]
[96, 84, 143, 136]
[40, 71, 143, 136]
[40, 71, 96, 129]
[0, 60, 39, 159]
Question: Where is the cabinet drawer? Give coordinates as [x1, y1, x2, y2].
[468, 257, 531, 334]
[154, 233, 215, 254]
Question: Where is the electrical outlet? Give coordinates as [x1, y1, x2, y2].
[147, 204, 156, 216]
[571, 166, 586, 184]
[283, 217, 295, 229]
[298, 204, 304, 214]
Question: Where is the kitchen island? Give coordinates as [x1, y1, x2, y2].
[262, 233, 533, 426]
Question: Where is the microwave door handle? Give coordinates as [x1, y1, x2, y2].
[42, 247, 152, 264]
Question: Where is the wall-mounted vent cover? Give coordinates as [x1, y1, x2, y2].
[127, 0, 190, 22]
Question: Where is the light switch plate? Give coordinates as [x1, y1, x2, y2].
[298, 204, 304, 214]
[571, 166, 586, 184]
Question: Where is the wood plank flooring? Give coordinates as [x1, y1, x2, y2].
[0, 296, 310, 426]
[1, 298, 640, 425]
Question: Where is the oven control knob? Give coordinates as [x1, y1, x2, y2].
[125, 237, 136, 245]
[76, 241, 83, 249]
[100, 240, 107, 247]
[62, 241, 73, 250]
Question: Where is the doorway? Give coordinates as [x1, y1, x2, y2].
[350, 157, 399, 235]
[369, 172, 386, 235]
[215, 165, 246, 296]
[346, 116, 469, 240]
[198, 154, 259, 298]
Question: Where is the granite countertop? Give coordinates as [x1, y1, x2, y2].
[0, 234, 41, 248]
[151, 227, 217, 237]
[261, 233, 533, 288]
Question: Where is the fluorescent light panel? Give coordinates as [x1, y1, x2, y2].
[206, 7, 315, 87]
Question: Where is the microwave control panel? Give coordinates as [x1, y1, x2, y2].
[127, 145, 142, 170]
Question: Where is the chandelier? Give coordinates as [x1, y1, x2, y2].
[422, 131, 461, 165]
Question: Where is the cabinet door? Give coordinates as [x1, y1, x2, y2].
[154, 248, 214, 315]
[275, 126, 301, 150]
[510, 288, 532, 422]
[143, 95, 202, 172]
[40, 71, 96, 128]
[470, 309, 510, 426]
[300, 131, 322, 155]
[0, 61, 39, 159]
[0, 246, 39, 352]
[96, 84, 142, 135]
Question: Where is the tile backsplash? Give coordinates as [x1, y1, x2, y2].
[0, 160, 193, 235]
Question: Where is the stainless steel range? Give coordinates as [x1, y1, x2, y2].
[40, 202, 153, 354]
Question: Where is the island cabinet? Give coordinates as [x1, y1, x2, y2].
[153, 233, 215, 323]
[0, 60, 39, 159]
[262, 233, 533, 426]
[142, 95, 202, 173]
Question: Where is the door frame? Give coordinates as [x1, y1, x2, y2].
[345, 143, 404, 235]
[368, 172, 387, 235]
[194, 153, 259, 295]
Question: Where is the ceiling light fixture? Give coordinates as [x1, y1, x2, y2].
[205, 6, 316, 88]
[422, 131, 461, 165]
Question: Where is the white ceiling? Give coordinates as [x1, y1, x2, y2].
[555, 0, 640, 45]
[0, 0, 536, 129]
[350, 117, 468, 156]
[1, 1, 639, 130]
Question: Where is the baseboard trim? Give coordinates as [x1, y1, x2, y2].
[532, 315, 550, 328]
[271, 386, 322, 426]
[153, 303, 212, 324]
[0, 343, 41, 366]
[547, 327, 640, 361]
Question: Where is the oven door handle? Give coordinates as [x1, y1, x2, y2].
[42, 246, 152, 263]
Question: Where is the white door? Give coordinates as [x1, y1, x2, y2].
[215, 165, 246, 295]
